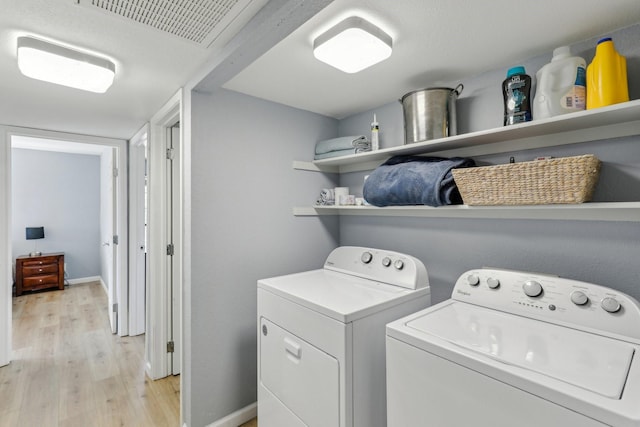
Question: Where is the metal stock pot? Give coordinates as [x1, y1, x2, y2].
[400, 84, 463, 144]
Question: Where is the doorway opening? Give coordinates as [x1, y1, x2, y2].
[0, 126, 128, 368]
[9, 132, 127, 334]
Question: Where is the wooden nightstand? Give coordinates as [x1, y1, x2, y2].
[15, 252, 65, 296]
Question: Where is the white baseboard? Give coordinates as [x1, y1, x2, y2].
[206, 402, 257, 427]
[66, 276, 102, 285]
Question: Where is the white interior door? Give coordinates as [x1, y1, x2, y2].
[129, 126, 148, 336]
[100, 147, 117, 333]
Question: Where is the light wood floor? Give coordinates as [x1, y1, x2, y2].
[0, 281, 180, 427]
[239, 418, 257, 427]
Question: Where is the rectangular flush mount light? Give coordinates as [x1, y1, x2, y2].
[313, 17, 392, 74]
[17, 36, 115, 93]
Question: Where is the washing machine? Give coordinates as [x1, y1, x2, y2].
[257, 246, 431, 427]
[386, 268, 640, 427]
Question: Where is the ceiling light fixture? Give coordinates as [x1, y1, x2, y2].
[313, 17, 392, 74]
[17, 36, 116, 93]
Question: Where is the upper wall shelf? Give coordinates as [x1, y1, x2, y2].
[295, 100, 640, 173]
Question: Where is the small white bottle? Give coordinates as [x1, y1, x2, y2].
[534, 46, 586, 119]
[371, 114, 379, 150]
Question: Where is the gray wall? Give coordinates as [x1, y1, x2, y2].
[189, 88, 339, 427]
[338, 24, 640, 304]
[187, 23, 640, 427]
[11, 148, 101, 280]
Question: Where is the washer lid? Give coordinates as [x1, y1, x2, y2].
[258, 269, 427, 323]
[406, 302, 634, 399]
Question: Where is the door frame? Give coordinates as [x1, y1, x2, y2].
[0, 125, 129, 365]
[168, 123, 182, 375]
[145, 89, 183, 380]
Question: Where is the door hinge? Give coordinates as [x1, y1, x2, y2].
[113, 167, 119, 177]
[113, 235, 119, 245]
[167, 341, 175, 353]
[112, 303, 118, 313]
[166, 148, 174, 160]
[166, 243, 174, 256]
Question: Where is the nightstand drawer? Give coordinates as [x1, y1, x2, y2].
[22, 257, 59, 268]
[23, 274, 59, 289]
[23, 264, 58, 276]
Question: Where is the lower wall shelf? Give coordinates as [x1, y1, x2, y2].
[293, 202, 640, 222]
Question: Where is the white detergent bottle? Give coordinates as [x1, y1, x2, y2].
[534, 46, 586, 119]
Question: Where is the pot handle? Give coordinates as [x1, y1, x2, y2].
[454, 83, 464, 96]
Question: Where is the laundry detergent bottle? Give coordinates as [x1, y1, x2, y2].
[502, 66, 532, 126]
[587, 37, 629, 109]
[534, 46, 586, 119]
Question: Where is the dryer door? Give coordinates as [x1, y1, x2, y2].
[260, 317, 339, 427]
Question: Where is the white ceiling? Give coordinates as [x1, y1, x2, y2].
[0, 0, 267, 139]
[1, 0, 639, 141]
[224, 0, 640, 119]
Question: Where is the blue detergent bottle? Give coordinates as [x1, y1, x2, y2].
[502, 66, 532, 126]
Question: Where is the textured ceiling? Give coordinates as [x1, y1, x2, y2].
[224, 0, 640, 119]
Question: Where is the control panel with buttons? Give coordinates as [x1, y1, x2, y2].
[324, 246, 429, 290]
[452, 268, 640, 341]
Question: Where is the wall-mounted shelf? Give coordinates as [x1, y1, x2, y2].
[294, 203, 640, 222]
[294, 100, 640, 223]
[295, 100, 640, 173]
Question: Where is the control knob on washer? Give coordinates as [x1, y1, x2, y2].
[487, 278, 500, 289]
[467, 274, 480, 286]
[394, 260, 404, 270]
[523, 280, 543, 297]
[361, 252, 373, 264]
[601, 297, 621, 313]
[382, 257, 392, 267]
[570, 290, 589, 306]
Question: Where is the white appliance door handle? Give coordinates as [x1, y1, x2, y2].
[284, 337, 301, 359]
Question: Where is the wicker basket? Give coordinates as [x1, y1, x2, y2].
[451, 154, 601, 206]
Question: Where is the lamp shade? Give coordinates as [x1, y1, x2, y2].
[313, 17, 392, 73]
[17, 36, 115, 93]
[26, 227, 45, 240]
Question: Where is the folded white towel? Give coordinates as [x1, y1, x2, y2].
[315, 136, 368, 155]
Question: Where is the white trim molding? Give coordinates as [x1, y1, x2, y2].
[67, 276, 102, 285]
[0, 127, 12, 367]
[206, 403, 257, 427]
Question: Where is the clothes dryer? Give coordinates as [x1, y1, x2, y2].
[258, 246, 431, 427]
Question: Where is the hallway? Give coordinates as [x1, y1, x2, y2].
[0, 282, 180, 426]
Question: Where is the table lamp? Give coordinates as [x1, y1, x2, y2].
[26, 226, 45, 256]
